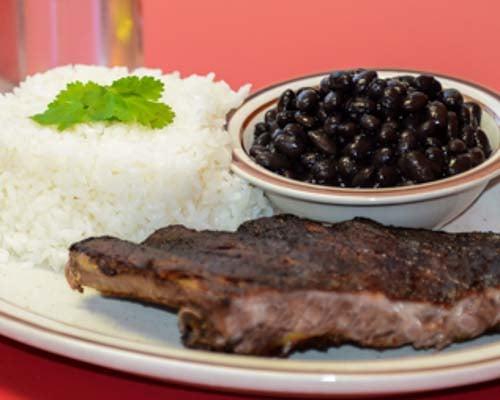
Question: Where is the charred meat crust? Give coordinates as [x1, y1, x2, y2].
[70, 215, 500, 305]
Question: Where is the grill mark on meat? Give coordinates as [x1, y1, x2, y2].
[65, 215, 500, 356]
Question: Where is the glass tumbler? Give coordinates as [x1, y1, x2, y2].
[0, 0, 143, 92]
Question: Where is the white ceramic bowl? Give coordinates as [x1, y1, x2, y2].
[228, 69, 500, 228]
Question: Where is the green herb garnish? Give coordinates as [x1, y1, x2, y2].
[31, 76, 175, 131]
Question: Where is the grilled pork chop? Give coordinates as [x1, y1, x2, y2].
[65, 216, 500, 356]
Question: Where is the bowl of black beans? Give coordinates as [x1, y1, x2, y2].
[228, 69, 500, 228]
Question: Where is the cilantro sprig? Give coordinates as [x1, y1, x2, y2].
[31, 76, 175, 131]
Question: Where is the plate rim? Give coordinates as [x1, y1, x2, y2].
[1, 295, 500, 397]
[2, 290, 500, 375]
[1, 68, 499, 395]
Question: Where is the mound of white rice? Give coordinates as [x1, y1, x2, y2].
[0, 65, 272, 270]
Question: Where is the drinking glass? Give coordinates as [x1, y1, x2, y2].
[0, 0, 143, 91]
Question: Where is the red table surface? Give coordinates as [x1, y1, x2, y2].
[1, 0, 500, 399]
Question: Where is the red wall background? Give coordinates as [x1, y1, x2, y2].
[142, 0, 500, 92]
[0, 0, 20, 83]
[1, 0, 499, 92]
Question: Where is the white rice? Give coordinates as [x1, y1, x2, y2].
[0, 65, 272, 271]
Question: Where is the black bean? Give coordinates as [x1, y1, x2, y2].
[382, 85, 404, 103]
[277, 89, 296, 111]
[300, 152, 325, 169]
[308, 129, 337, 155]
[398, 75, 417, 87]
[468, 147, 486, 166]
[427, 101, 447, 128]
[425, 146, 445, 166]
[278, 169, 295, 179]
[323, 120, 339, 136]
[460, 104, 470, 125]
[323, 91, 343, 113]
[352, 166, 375, 187]
[441, 145, 451, 164]
[380, 99, 402, 114]
[353, 70, 377, 93]
[264, 109, 277, 124]
[399, 151, 436, 183]
[386, 80, 407, 97]
[337, 122, 359, 140]
[449, 138, 467, 154]
[319, 77, 331, 95]
[440, 89, 463, 111]
[328, 71, 353, 91]
[343, 134, 373, 160]
[403, 114, 422, 132]
[373, 147, 395, 167]
[337, 156, 359, 179]
[274, 132, 306, 158]
[294, 111, 318, 129]
[267, 120, 279, 133]
[323, 113, 343, 135]
[283, 123, 306, 140]
[448, 154, 472, 175]
[386, 114, 401, 123]
[253, 149, 290, 171]
[461, 126, 476, 147]
[414, 75, 434, 92]
[429, 160, 444, 176]
[327, 112, 343, 125]
[367, 78, 387, 99]
[376, 165, 400, 187]
[398, 129, 419, 153]
[415, 75, 441, 97]
[249, 144, 267, 157]
[254, 131, 271, 146]
[402, 91, 428, 113]
[254, 122, 268, 136]
[346, 96, 376, 118]
[271, 128, 285, 141]
[312, 159, 337, 183]
[385, 78, 400, 86]
[276, 110, 295, 128]
[316, 104, 329, 123]
[429, 78, 443, 97]
[378, 104, 400, 119]
[474, 129, 492, 156]
[378, 121, 399, 144]
[446, 111, 459, 139]
[462, 102, 481, 128]
[360, 114, 381, 132]
[295, 89, 319, 112]
[424, 136, 442, 148]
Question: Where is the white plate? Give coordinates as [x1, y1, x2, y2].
[0, 177, 499, 398]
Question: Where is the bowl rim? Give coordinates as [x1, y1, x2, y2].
[228, 68, 500, 205]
